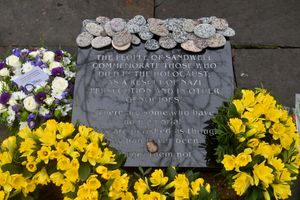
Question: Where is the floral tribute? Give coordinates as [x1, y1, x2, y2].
[214, 88, 300, 200]
[0, 48, 75, 131]
[0, 120, 214, 200]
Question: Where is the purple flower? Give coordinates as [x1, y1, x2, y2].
[0, 92, 11, 105]
[0, 62, 6, 70]
[12, 49, 21, 57]
[34, 92, 46, 104]
[67, 83, 74, 95]
[40, 112, 52, 122]
[33, 55, 43, 66]
[61, 91, 69, 99]
[20, 51, 29, 62]
[12, 105, 21, 117]
[27, 113, 36, 129]
[51, 67, 64, 76]
[54, 50, 64, 62]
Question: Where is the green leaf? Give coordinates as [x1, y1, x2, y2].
[1, 163, 22, 174]
[54, 110, 62, 119]
[20, 111, 29, 121]
[166, 166, 177, 180]
[79, 163, 91, 181]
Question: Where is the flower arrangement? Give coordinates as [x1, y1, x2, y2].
[213, 88, 300, 200]
[0, 120, 214, 200]
[0, 48, 75, 131]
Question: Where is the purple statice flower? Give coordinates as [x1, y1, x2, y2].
[51, 67, 64, 76]
[67, 83, 74, 95]
[12, 105, 21, 118]
[27, 113, 37, 129]
[61, 91, 69, 99]
[0, 62, 6, 70]
[0, 92, 11, 105]
[33, 55, 43, 66]
[40, 112, 52, 122]
[12, 48, 21, 57]
[20, 51, 29, 62]
[34, 92, 46, 104]
[54, 99, 61, 104]
[54, 50, 64, 62]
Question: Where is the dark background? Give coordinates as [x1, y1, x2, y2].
[0, 0, 299, 199]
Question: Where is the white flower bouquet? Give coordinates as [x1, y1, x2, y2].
[0, 48, 76, 131]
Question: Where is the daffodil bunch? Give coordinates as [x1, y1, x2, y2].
[133, 168, 214, 200]
[214, 88, 300, 200]
[0, 119, 128, 200]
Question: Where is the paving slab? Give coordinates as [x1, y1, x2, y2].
[0, 0, 154, 47]
[234, 48, 300, 108]
[155, 0, 300, 46]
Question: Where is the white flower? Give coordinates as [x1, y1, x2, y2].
[0, 68, 9, 77]
[12, 91, 26, 100]
[0, 81, 8, 92]
[64, 70, 75, 78]
[19, 122, 28, 130]
[52, 77, 68, 92]
[51, 90, 63, 99]
[8, 96, 17, 106]
[22, 62, 34, 73]
[6, 55, 22, 69]
[63, 57, 71, 65]
[45, 97, 55, 105]
[7, 106, 16, 126]
[23, 96, 39, 112]
[29, 50, 40, 58]
[0, 103, 7, 114]
[49, 61, 62, 70]
[39, 106, 50, 116]
[42, 68, 51, 75]
[42, 51, 55, 63]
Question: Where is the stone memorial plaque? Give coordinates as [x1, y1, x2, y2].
[72, 41, 235, 167]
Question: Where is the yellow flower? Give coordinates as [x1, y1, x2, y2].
[10, 174, 26, 190]
[69, 135, 88, 152]
[1, 136, 16, 155]
[190, 178, 204, 195]
[98, 148, 116, 165]
[57, 122, 75, 139]
[55, 141, 70, 155]
[65, 160, 79, 183]
[149, 169, 168, 187]
[82, 141, 102, 166]
[174, 174, 189, 200]
[253, 162, 274, 188]
[61, 180, 75, 194]
[35, 127, 57, 146]
[235, 152, 252, 169]
[25, 156, 38, 172]
[57, 156, 71, 171]
[228, 118, 245, 134]
[32, 167, 50, 185]
[77, 184, 90, 198]
[50, 172, 65, 186]
[268, 157, 285, 171]
[145, 192, 167, 200]
[0, 152, 12, 165]
[246, 120, 266, 137]
[86, 175, 101, 190]
[272, 184, 291, 200]
[121, 192, 134, 200]
[265, 108, 282, 123]
[18, 126, 33, 139]
[279, 168, 292, 182]
[232, 172, 253, 196]
[44, 119, 58, 132]
[109, 174, 130, 200]
[279, 133, 294, 150]
[22, 180, 36, 196]
[134, 178, 148, 197]
[232, 100, 244, 114]
[19, 138, 36, 157]
[254, 142, 274, 159]
[88, 131, 105, 143]
[0, 191, 5, 200]
[37, 146, 52, 164]
[269, 123, 285, 140]
[78, 125, 93, 138]
[222, 155, 235, 171]
[0, 171, 11, 192]
[241, 89, 256, 108]
[247, 138, 260, 148]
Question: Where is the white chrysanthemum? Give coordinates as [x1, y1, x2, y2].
[0, 103, 7, 113]
[7, 106, 16, 125]
[22, 62, 34, 73]
[51, 90, 63, 100]
[39, 106, 50, 116]
[63, 57, 71, 65]
[29, 50, 40, 58]
[0, 68, 9, 77]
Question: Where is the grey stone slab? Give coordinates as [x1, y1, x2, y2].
[155, 0, 300, 46]
[234, 49, 300, 108]
[0, 0, 154, 47]
[72, 42, 235, 167]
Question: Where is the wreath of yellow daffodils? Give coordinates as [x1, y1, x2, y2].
[214, 88, 300, 200]
[0, 120, 213, 200]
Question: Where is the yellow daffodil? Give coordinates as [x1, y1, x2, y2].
[57, 122, 75, 139]
[0, 191, 5, 200]
[50, 172, 65, 186]
[272, 183, 291, 200]
[1, 136, 16, 155]
[86, 175, 101, 190]
[32, 167, 50, 185]
[144, 192, 167, 200]
[19, 138, 36, 157]
[10, 174, 26, 190]
[228, 118, 245, 134]
[37, 146, 52, 164]
[174, 174, 189, 200]
[247, 138, 260, 148]
[190, 178, 204, 195]
[134, 178, 148, 197]
[149, 169, 168, 187]
[235, 152, 252, 169]
[61, 180, 75, 194]
[98, 148, 116, 165]
[253, 162, 274, 188]
[232, 99, 244, 114]
[82, 141, 102, 166]
[232, 172, 253, 196]
[0, 152, 12, 165]
[22, 180, 36, 196]
[241, 89, 256, 109]
[25, 156, 38, 172]
[222, 155, 235, 171]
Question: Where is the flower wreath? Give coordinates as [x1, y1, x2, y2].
[0, 120, 213, 200]
[0, 48, 76, 131]
[213, 88, 300, 200]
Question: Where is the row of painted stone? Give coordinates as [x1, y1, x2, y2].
[76, 15, 235, 52]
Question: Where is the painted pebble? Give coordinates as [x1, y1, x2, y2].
[207, 33, 226, 48]
[194, 23, 216, 38]
[149, 23, 169, 36]
[181, 40, 202, 53]
[173, 30, 188, 43]
[126, 21, 141, 33]
[96, 16, 110, 25]
[159, 35, 177, 49]
[131, 34, 141, 45]
[211, 18, 229, 30]
[183, 19, 197, 33]
[145, 39, 160, 51]
[110, 18, 126, 32]
[112, 31, 132, 47]
[91, 36, 111, 49]
[104, 22, 116, 37]
[76, 32, 93, 47]
[138, 31, 153, 41]
[132, 15, 147, 26]
[218, 27, 235, 37]
[85, 23, 104, 36]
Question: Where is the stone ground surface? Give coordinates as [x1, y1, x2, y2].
[0, 0, 299, 199]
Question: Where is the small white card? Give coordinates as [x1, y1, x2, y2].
[13, 67, 49, 87]
[296, 94, 300, 133]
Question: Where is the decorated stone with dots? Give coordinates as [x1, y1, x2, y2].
[76, 32, 93, 47]
[85, 23, 104, 36]
[194, 24, 216, 39]
[145, 39, 160, 51]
